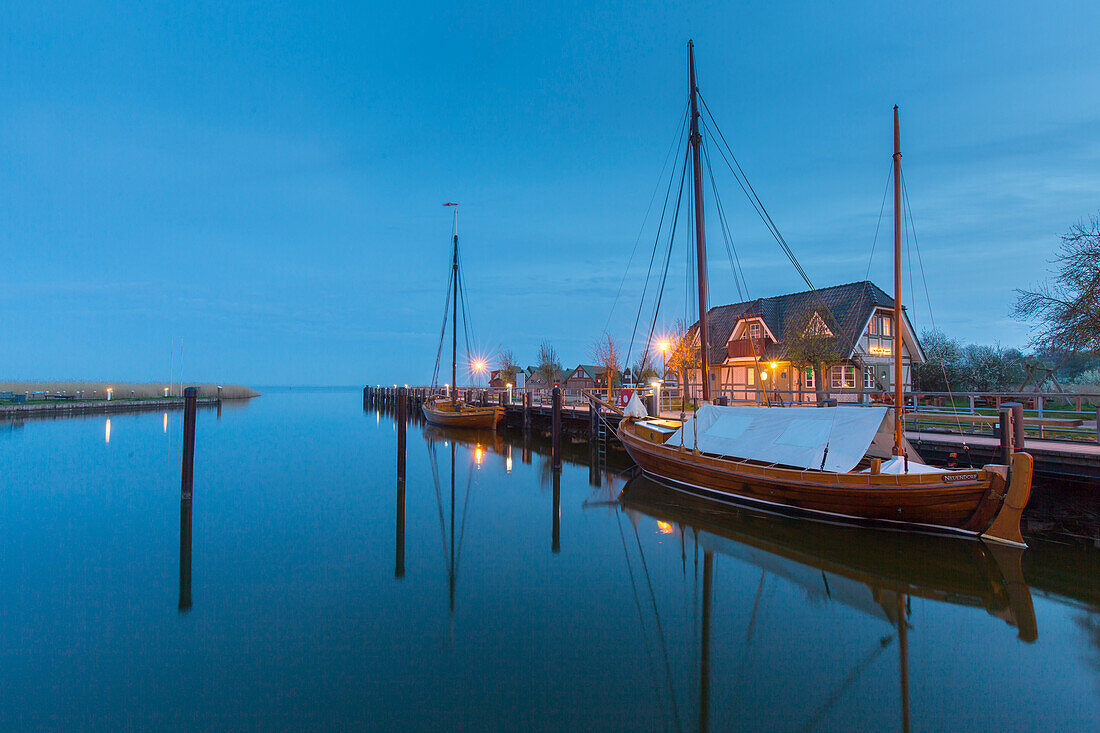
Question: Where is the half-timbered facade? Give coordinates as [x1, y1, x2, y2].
[680, 281, 924, 403]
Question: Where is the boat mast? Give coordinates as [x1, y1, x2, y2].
[452, 206, 459, 408]
[688, 40, 711, 402]
[892, 107, 904, 455]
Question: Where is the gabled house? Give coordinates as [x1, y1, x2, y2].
[680, 280, 924, 402]
[564, 364, 609, 393]
[525, 365, 562, 391]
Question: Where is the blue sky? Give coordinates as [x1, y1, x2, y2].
[2, 1, 1098, 385]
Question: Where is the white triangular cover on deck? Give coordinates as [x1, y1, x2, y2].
[665, 404, 892, 473]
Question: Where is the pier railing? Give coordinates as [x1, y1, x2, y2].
[375, 385, 1100, 445]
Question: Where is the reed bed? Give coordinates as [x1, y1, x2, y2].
[0, 382, 259, 400]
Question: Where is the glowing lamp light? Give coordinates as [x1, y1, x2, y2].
[164, 387, 169, 397]
[770, 362, 778, 370]
[659, 341, 670, 353]
[656, 521, 674, 535]
[760, 371, 769, 381]
[106, 387, 113, 401]
[475, 445, 483, 467]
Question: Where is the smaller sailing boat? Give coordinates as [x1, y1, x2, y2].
[423, 203, 504, 430]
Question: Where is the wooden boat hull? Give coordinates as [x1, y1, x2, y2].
[422, 401, 503, 430]
[617, 420, 1032, 546]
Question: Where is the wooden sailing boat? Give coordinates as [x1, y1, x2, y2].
[422, 204, 503, 430]
[617, 42, 1034, 546]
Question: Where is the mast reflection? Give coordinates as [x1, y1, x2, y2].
[620, 474, 1039, 732]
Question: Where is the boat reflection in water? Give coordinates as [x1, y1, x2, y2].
[620, 474, 1038, 732]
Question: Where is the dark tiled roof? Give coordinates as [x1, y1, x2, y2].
[686, 280, 898, 365]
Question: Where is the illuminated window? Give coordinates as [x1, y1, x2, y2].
[830, 365, 856, 389]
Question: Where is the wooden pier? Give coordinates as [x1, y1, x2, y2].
[1, 396, 221, 421]
[363, 386, 1100, 486]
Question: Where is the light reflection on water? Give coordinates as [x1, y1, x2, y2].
[0, 389, 1096, 730]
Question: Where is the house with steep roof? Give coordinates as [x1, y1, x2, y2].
[681, 280, 924, 403]
[564, 364, 610, 393]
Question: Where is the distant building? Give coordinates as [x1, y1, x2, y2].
[681, 280, 924, 403]
[489, 369, 524, 389]
[564, 364, 609, 392]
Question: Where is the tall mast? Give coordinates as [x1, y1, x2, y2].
[688, 40, 711, 401]
[452, 207, 459, 407]
[892, 106, 904, 455]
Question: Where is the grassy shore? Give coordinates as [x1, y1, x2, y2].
[0, 382, 259, 400]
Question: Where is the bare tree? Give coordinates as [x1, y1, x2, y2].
[536, 341, 562, 388]
[1014, 215, 1100, 351]
[666, 320, 700, 402]
[590, 331, 622, 402]
[498, 348, 520, 387]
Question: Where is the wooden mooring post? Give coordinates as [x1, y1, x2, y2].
[179, 386, 197, 613]
[397, 387, 407, 481]
[552, 387, 562, 470]
[523, 391, 532, 433]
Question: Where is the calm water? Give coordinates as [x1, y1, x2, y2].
[1, 389, 1097, 731]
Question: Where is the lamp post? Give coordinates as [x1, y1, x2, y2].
[659, 341, 670, 381]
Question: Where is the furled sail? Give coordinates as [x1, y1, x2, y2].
[665, 404, 894, 473]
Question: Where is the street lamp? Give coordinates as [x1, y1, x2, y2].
[658, 341, 670, 380]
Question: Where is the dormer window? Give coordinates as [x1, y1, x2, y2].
[803, 312, 833, 338]
[741, 322, 763, 340]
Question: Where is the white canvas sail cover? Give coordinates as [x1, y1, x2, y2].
[665, 404, 892, 473]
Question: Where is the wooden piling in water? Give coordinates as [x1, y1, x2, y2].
[181, 387, 197, 499]
[178, 386, 197, 614]
[523, 392, 532, 433]
[588, 395, 598, 442]
[552, 387, 562, 469]
[397, 387, 407, 481]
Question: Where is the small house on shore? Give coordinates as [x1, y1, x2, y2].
[564, 364, 610, 393]
[680, 280, 924, 403]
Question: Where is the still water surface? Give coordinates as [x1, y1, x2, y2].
[1, 389, 1097, 730]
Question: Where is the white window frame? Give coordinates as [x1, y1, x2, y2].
[863, 366, 876, 389]
[830, 365, 856, 389]
[804, 366, 815, 389]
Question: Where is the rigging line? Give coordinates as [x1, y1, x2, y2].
[456, 258, 475, 362]
[606, 99, 691, 333]
[701, 123, 748, 301]
[631, 517, 684, 733]
[844, 162, 897, 391]
[698, 92, 815, 289]
[700, 103, 868, 370]
[430, 269, 455, 390]
[626, 131, 691, 372]
[798, 635, 895, 733]
[454, 459, 476, 571]
[901, 168, 965, 436]
[699, 123, 768, 382]
[428, 443, 449, 560]
[630, 143, 691, 373]
[615, 510, 668, 728]
[638, 146, 691, 375]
